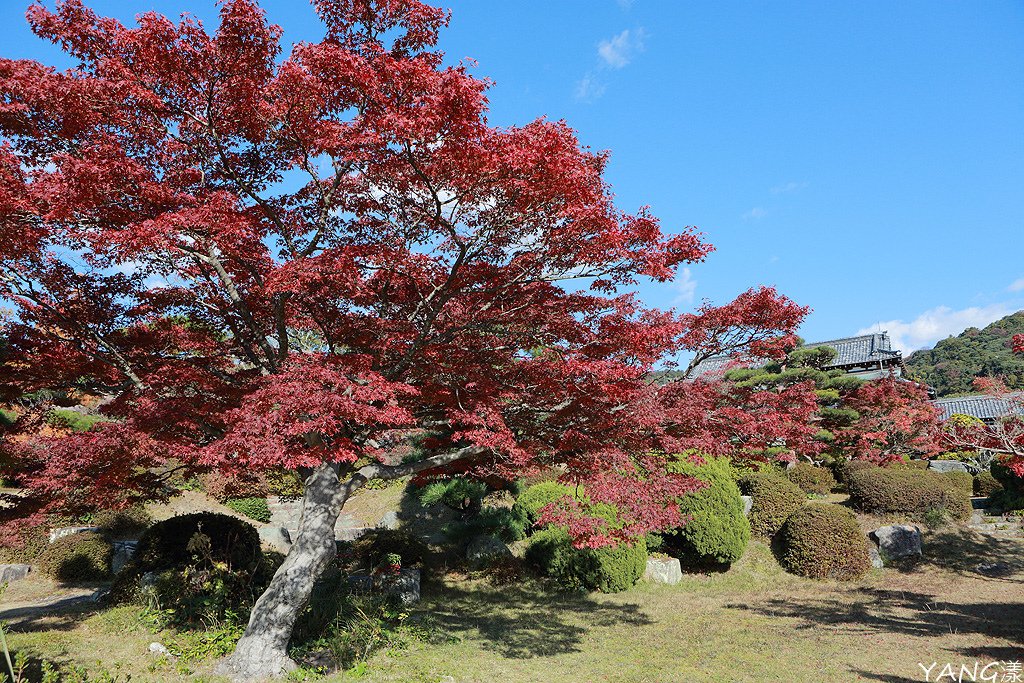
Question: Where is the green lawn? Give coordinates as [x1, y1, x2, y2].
[4, 530, 1023, 683]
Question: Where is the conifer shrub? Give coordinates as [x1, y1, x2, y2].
[739, 471, 806, 537]
[846, 465, 971, 520]
[663, 454, 749, 566]
[525, 526, 647, 593]
[780, 504, 870, 580]
[512, 481, 574, 528]
[38, 531, 114, 582]
[786, 462, 838, 495]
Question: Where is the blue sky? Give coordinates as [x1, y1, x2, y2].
[4, 0, 1023, 353]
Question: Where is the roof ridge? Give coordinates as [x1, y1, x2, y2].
[804, 332, 889, 347]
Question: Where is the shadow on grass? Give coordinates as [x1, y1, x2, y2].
[417, 579, 652, 659]
[0, 593, 105, 634]
[849, 670, 922, 683]
[727, 586, 1023, 654]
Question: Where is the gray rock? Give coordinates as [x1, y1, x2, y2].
[975, 561, 1013, 577]
[0, 564, 31, 583]
[378, 511, 400, 530]
[348, 574, 373, 592]
[48, 526, 100, 543]
[375, 568, 420, 605]
[740, 495, 753, 516]
[337, 526, 371, 542]
[927, 460, 970, 474]
[867, 545, 884, 569]
[643, 557, 682, 585]
[148, 642, 169, 656]
[258, 526, 292, 553]
[870, 524, 923, 560]
[111, 540, 138, 574]
[466, 535, 512, 569]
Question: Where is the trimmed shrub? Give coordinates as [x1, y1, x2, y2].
[780, 504, 870, 580]
[664, 454, 749, 566]
[38, 531, 114, 583]
[351, 528, 429, 571]
[92, 506, 153, 536]
[846, 466, 971, 520]
[525, 526, 647, 593]
[975, 470, 1003, 498]
[941, 471, 974, 498]
[835, 458, 874, 486]
[0, 520, 53, 564]
[225, 497, 272, 524]
[990, 461, 1024, 511]
[786, 462, 838, 495]
[265, 468, 304, 498]
[739, 472, 806, 538]
[513, 481, 574, 528]
[416, 476, 488, 512]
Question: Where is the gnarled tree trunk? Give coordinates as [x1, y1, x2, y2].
[216, 462, 343, 681]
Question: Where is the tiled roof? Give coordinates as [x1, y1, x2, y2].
[802, 333, 901, 367]
[687, 332, 902, 379]
[933, 394, 1016, 422]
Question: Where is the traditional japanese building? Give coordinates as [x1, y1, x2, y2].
[933, 394, 1015, 424]
[687, 331, 906, 381]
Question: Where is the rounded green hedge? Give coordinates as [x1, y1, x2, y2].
[739, 472, 806, 538]
[975, 470, 1003, 498]
[225, 497, 272, 524]
[780, 504, 869, 581]
[38, 531, 113, 583]
[846, 466, 971, 520]
[664, 454, 749, 566]
[941, 471, 974, 499]
[786, 462, 837, 495]
[513, 481, 574, 528]
[525, 527, 647, 593]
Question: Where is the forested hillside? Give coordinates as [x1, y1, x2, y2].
[906, 311, 1024, 396]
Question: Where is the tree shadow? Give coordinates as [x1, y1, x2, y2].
[0, 593, 105, 633]
[727, 586, 1023, 653]
[849, 670, 922, 683]
[416, 579, 652, 659]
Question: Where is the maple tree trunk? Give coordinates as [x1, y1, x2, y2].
[217, 463, 343, 681]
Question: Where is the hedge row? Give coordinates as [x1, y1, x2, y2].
[846, 466, 971, 520]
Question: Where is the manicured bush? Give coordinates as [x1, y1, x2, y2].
[45, 408, 107, 432]
[846, 466, 971, 520]
[0, 519, 52, 564]
[513, 481, 574, 528]
[835, 458, 874, 486]
[975, 470, 1003, 498]
[225, 496, 272, 523]
[941, 470, 974, 498]
[525, 526, 647, 593]
[92, 505, 153, 536]
[989, 461, 1024, 511]
[38, 531, 114, 582]
[351, 528, 429, 571]
[780, 504, 869, 580]
[739, 472, 806, 538]
[786, 462, 838, 495]
[664, 454, 749, 566]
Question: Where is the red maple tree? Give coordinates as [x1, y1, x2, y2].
[0, 0, 806, 677]
[837, 374, 943, 465]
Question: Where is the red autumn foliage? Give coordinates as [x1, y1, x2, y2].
[0, 0, 810, 554]
[943, 377, 1024, 478]
[838, 374, 943, 465]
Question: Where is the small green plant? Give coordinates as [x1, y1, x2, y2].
[225, 497, 272, 523]
[415, 476, 488, 512]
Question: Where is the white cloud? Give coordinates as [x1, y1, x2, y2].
[856, 303, 1014, 354]
[742, 207, 768, 220]
[598, 28, 646, 69]
[672, 267, 697, 305]
[770, 181, 808, 195]
[1008, 278, 1024, 292]
[574, 72, 607, 102]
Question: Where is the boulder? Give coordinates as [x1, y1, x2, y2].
[49, 526, 100, 543]
[378, 511, 400, 530]
[740, 495, 753, 516]
[0, 564, 31, 583]
[927, 460, 970, 474]
[148, 642, 170, 657]
[258, 526, 292, 553]
[870, 524, 922, 560]
[643, 557, 682, 585]
[867, 546, 884, 569]
[111, 540, 138, 574]
[466, 535, 512, 568]
[348, 574, 373, 593]
[376, 568, 420, 605]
